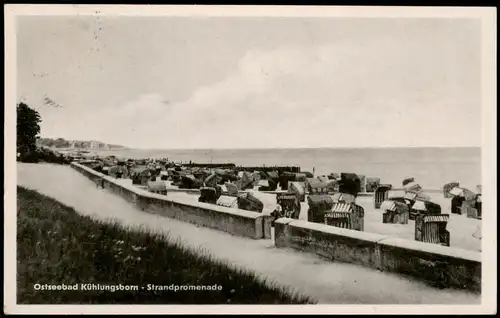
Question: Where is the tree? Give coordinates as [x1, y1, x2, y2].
[17, 102, 41, 159]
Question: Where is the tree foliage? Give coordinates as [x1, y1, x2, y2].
[17, 102, 41, 158]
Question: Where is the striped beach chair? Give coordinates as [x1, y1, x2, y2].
[415, 214, 450, 247]
[324, 202, 364, 231]
[324, 211, 351, 229]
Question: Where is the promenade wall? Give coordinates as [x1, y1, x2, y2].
[71, 162, 271, 239]
[274, 218, 481, 292]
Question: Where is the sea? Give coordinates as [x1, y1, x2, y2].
[89, 147, 481, 191]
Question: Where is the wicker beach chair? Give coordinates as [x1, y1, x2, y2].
[415, 214, 450, 247]
[380, 200, 409, 224]
[276, 193, 301, 219]
[324, 202, 364, 231]
[289, 181, 306, 202]
[339, 173, 362, 197]
[443, 182, 460, 198]
[237, 192, 264, 213]
[306, 178, 329, 194]
[307, 194, 334, 224]
[198, 186, 220, 204]
[410, 200, 442, 221]
[374, 184, 393, 209]
[365, 177, 381, 193]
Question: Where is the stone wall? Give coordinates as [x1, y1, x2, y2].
[71, 162, 269, 239]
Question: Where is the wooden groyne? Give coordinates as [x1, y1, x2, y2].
[183, 163, 236, 168]
[181, 163, 301, 174]
[235, 166, 301, 174]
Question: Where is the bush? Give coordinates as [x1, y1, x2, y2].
[17, 147, 71, 165]
[17, 186, 315, 305]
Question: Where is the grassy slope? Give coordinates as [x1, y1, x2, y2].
[17, 186, 315, 304]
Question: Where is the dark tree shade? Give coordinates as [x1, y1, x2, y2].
[17, 102, 41, 157]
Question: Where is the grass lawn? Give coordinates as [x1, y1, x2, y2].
[17, 186, 315, 304]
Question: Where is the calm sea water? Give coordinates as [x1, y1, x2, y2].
[93, 147, 481, 190]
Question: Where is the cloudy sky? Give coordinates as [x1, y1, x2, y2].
[17, 16, 481, 149]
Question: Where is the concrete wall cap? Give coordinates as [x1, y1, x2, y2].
[378, 237, 481, 262]
[289, 220, 389, 242]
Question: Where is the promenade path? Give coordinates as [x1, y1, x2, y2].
[17, 163, 480, 304]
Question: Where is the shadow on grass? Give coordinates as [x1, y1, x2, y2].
[16, 186, 316, 304]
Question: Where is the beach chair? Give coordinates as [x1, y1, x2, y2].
[276, 193, 301, 219]
[131, 167, 151, 185]
[307, 194, 334, 224]
[380, 200, 409, 224]
[102, 166, 110, 176]
[289, 182, 306, 202]
[224, 182, 239, 196]
[328, 172, 340, 180]
[463, 195, 481, 219]
[240, 171, 255, 191]
[237, 192, 264, 213]
[198, 187, 220, 204]
[324, 202, 365, 231]
[365, 177, 381, 193]
[402, 177, 415, 186]
[317, 175, 330, 183]
[179, 174, 203, 189]
[295, 173, 307, 182]
[358, 175, 366, 193]
[451, 195, 465, 215]
[403, 181, 422, 193]
[476, 195, 482, 219]
[331, 192, 356, 204]
[374, 184, 393, 209]
[415, 214, 450, 247]
[410, 200, 442, 221]
[339, 173, 362, 197]
[306, 178, 329, 194]
[443, 182, 460, 198]
[279, 172, 296, 191]
[267, 171, 280, 186]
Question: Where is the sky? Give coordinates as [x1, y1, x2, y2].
[17, 16, 482, 149]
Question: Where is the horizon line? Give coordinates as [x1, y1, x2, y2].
[116, 145, 481, 151]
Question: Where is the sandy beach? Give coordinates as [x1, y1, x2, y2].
[17, 163, 481, 304]
[113, 178, 481, 252]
